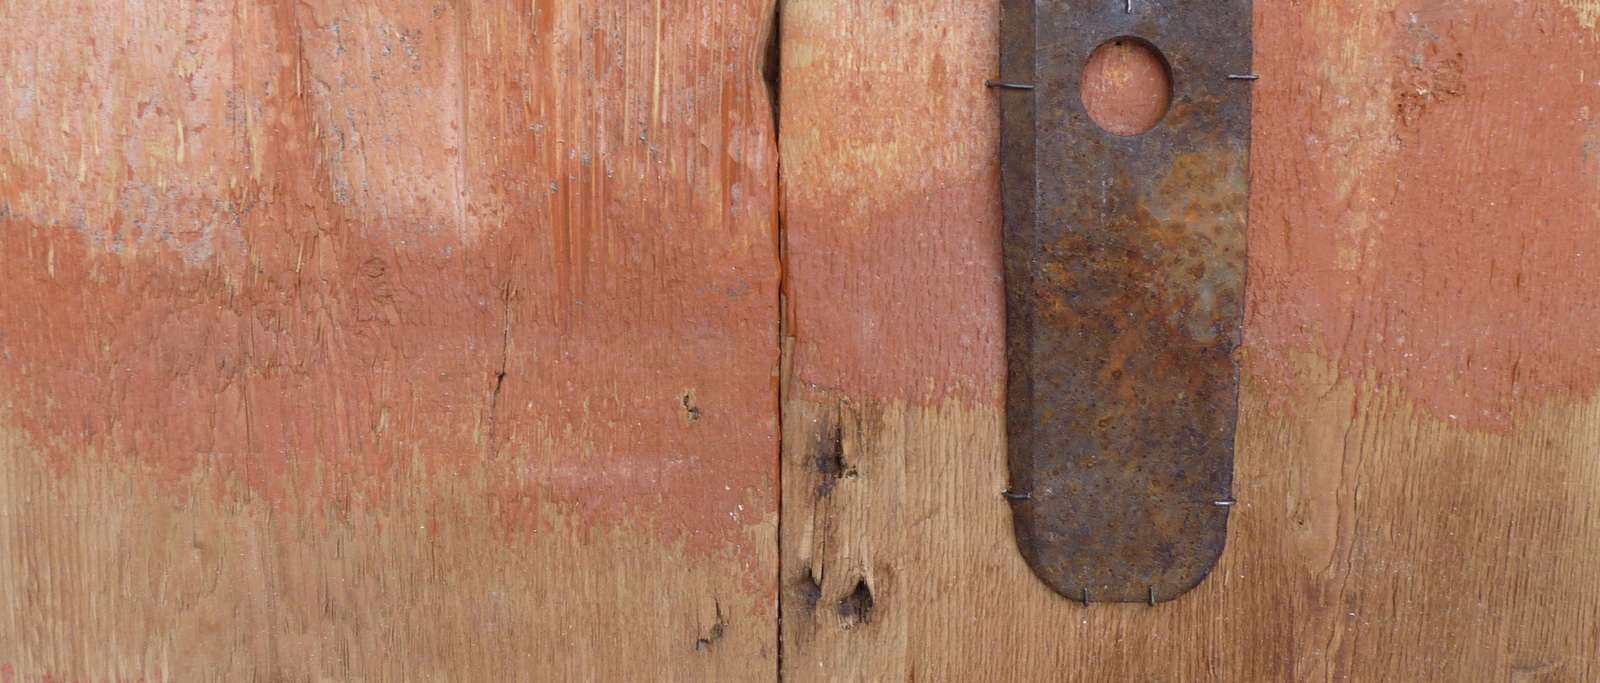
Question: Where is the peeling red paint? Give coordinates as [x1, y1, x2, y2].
[0, 0, 778, 558]
[1248, 1, 1600, 428]
[786, 180, 1006, 405]
[780, 0, 1006, 405]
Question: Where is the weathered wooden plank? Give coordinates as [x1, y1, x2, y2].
[779, 0, 1600, 679]
[0, 0, 780, 679]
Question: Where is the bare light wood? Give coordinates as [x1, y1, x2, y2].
[779, 1, 1600, 680]
[0, 0, 780, 679]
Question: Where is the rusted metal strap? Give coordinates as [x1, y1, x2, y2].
[997, 0, 1252, 604]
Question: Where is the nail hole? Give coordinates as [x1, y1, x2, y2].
[1081, 37, 1172, 136]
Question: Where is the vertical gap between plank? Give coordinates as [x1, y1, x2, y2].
[764, 0, 787, 679]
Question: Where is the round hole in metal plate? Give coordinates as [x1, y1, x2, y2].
[1081, 37, 1172, 136]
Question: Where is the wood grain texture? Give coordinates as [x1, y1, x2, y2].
[779, 0, 1600, 680]
[0, 0, 780, 679]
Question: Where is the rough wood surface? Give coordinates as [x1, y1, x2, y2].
[9, 0, 1600, 679]
[780, 0, 1600, 680]
[0, 1, 780, 679]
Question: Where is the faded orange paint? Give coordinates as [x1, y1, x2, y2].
[0, 0, 778, 558]
[1249, 1, 1600, 428]
[780, 0, 1005, 405]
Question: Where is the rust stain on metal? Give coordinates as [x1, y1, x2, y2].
[997, 0, 1251, 603]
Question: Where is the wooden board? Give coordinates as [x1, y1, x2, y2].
[0, 0, 779, 679]
[779, 0, 1600, 680]
[8, 1, 1600, 679]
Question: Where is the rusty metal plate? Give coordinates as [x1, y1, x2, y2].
[996, 0, 1251, 604]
